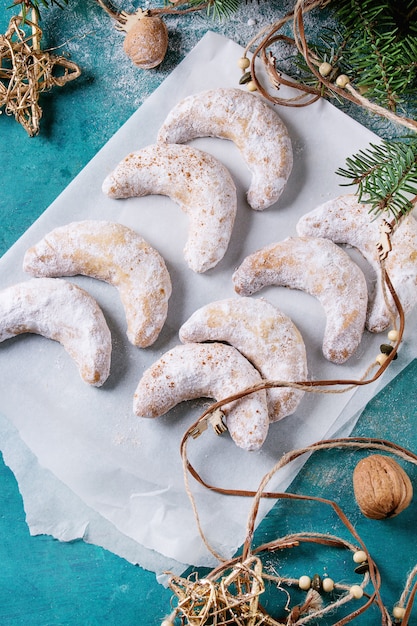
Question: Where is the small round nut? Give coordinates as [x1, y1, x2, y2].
[353, 454, 413, 520]
[123, 15, 168, 69]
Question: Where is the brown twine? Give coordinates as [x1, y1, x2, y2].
[176, 437, 417, 624]
[243, 0, 417, 133]
[0, 13, 81, 136]
[179, 267, 404, 559]
[95, 0, 214, 22]
[167, 535, 378, 625]
[167, 265, 417, 624]
[397, 565, 417, 624]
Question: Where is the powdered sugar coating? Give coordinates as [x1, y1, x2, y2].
[0, 278, 111, 386]
[232, 236, 368, 364]
[179, 297, 307, 422]
[23, 220, 172, 347]
[133, 342, 269, 451]
[102, 143, 237, 273]
[296, 194, 417, 332]
[157, 87, 293, 211]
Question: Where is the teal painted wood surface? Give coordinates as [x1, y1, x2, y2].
[1, 360, 416, 624]
[248, 358, 417, 624]
[1, 1, 416, 624]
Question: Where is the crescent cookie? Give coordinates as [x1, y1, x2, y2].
[23, 220, 172, 348]
[0, 278, 111, 386]
[232, 236, 368, 364]
[133, 342, 269, 451]
[179, 297, 307, 422]
[102, 143, 237, 273]
[296, 194, 417, 332]
[157, 87, 293, 211]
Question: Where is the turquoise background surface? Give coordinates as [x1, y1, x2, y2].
[1, 1, 416, 624]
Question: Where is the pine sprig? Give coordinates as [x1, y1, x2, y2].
[334, 0, 417, 110]
[9, 0, 68, 20]
[205, 0, 240, 19]
[336, 139, 417, 219]
[170, 0, 240, 19]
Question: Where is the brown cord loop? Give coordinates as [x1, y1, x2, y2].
[244, 0, 417, 132]
[174, 265, 415, 624]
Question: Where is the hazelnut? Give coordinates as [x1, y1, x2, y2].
[123, 15, 168, 69]
[353, 454, 413, 520]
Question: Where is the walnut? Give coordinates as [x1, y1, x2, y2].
[353, 454, 413, 520]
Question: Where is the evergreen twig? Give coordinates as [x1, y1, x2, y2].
[9, 0, 68, 21]
[334, 0, 417, 111]
[185, 0, 240, 19]
[336, 139, 417, 219]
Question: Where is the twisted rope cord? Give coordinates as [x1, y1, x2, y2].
[174, 266, 415, 624]
[243, 0, 417, 132]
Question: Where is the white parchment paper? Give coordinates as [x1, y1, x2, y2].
[1, 32, 415, 575]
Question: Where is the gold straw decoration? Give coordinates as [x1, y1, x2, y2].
[0, 11, 81, 136]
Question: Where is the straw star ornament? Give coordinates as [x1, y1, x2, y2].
[0, 13, 80, 136]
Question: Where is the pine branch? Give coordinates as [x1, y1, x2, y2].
[336, 139, 417, 219]
[9, 0, 68, 21]
[334, 0, 417, 110]
[205, 0, 240, 19]
[171, 0, 240, 19]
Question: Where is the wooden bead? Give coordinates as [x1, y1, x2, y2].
[353, 550, 367, 564]
[388, 329, 399, 342]
[393, 605, 406, 620]
[319, 61, 332, 77]
[322, 576, 335, 592]
[336, 74, 350, 88]
[350, 584, 364, 599]
[246, 80, 257, 92]
[238, 57, 250, 70]
[298, 575, 311, 590]
[376, 352, 388, 366]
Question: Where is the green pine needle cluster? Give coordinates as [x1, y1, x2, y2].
[12, 0, 241, 21]
[336, 139, 417, 219]
[187, 0, 240, 19]
[9, 0, 68, 20]
[334, 0, 417, 111]
[301, 0, 417, 218]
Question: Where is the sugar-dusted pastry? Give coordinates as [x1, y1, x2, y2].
[23, 220, 171, 348]
[157, 87, 293, 211]
[102, 143, 237, 273]
[296, 194, 417, 332]
[232, 236, 368, 364]
[179, 297, 307, 422]
[0, 278, 111, 386]
[133, 342, 269, 451]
